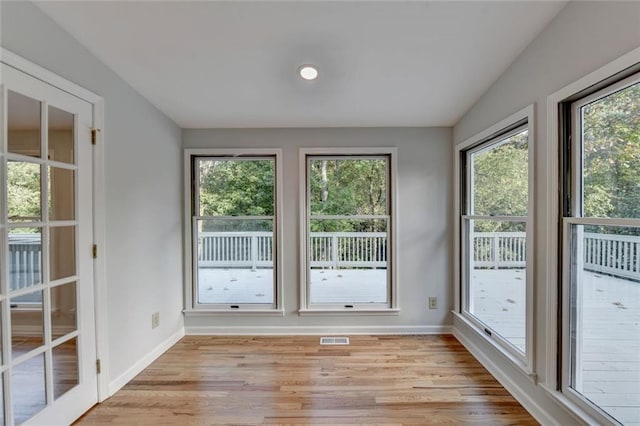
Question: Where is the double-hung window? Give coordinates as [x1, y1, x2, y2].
[300, 148, 397, 312]
[458, 107, 533, 371]
[185, 149, 282, 311]
[561, 72, 640, 425]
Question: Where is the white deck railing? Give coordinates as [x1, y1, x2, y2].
[583, 232, 640, 281]
[7, 231, 640, 291]
[473, 232, 527, 269]
[7, 234, 42, 291]
[197, 231, 387, 269]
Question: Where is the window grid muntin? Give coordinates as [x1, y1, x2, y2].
[1, 83, 84, 424]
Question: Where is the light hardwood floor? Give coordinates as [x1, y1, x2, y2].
[76, 335, 537, 425]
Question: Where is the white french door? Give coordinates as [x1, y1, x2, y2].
[1, 64, 97, 425]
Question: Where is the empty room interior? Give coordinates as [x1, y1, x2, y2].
[1, 0, 639, 424]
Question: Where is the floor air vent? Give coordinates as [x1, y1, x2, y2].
[320, 337, 350, 345]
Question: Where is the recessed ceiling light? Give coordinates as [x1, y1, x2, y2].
[298, 65, 319, 81]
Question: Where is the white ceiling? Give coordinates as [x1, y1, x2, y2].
[35, 1, 567, 129]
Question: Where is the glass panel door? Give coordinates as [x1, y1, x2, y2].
[1, 63, 97, 424]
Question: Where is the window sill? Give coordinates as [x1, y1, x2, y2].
[453, 311, 534, 381]
[298, 308, 400, 316]
[183, 309, 285, 317]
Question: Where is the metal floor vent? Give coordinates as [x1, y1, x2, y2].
[320, 337, 350, 345]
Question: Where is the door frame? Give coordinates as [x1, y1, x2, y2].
[1, 48, 109, 402]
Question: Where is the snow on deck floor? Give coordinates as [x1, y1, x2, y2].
[197, 268, 387, 304]
[197, 266, 639, 425]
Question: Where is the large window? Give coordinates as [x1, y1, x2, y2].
[186, 150, 281, 310]
[300, 149, 397, 311]
[459, 107, 533, 370]
[561, 72, 640, 425]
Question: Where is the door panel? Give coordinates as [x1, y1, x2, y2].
[1, 64, 97, 425]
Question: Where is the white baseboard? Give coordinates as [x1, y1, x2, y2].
[185, 324, 452, 335]
[453, 326, 561, 426]
[108, 327, 185, 396]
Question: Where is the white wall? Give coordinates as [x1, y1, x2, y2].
[1, 1, 184, 392]
[453, 2, 640, 424]
[183, 127, 452, 333]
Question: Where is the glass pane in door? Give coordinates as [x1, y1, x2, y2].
[48, 167, 75, 221]
[8, 228, 42, 293]
[52, 338, 79, 400]
[7, 91, 41, 158]
[48, 106, 74, 164]
[49, 226, 76, 281]
[51, 282, 77, 340]
[12, 354, 46, 425]
[7, 161, 41, 223]
[10, 291, 44, 359]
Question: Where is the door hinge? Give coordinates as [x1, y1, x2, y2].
[96, 359, 101, 374]
[92, 244, 98, 259]
[91, 128, 100, 145]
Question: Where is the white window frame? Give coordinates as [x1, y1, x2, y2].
[298, 147, 399, 315]
[559, 71, 640, 425]
[183, 148, 283, 314]
[543, 47, 640, 426]
[454, 105, 535, 376]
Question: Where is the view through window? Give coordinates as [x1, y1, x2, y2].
[462, 123, 530, 357]
[193, 156, 276, 307]
[305, 155, 392, 308]
[564, 74, 640, 424]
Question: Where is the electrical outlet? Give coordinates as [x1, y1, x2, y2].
[428, 297, 437, 310]
[151, 312, 160, 329]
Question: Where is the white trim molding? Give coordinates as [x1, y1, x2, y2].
[454, 104, 535, 375]
[185, 325, 452, 336]
[183, 148, 284, 312]
[298, 147, 399, 312]
[544, 46, 640, 425]
[108, 327, 185, 396]
[544, 45, 640, 395]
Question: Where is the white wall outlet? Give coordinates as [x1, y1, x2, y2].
[428, 297, 437, 310]
[151, 312, 160, 329]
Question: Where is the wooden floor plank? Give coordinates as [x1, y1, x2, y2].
[75, 335, 538, 425]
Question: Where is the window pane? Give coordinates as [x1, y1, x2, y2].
[48, 167, 75, 221]
[12, 354, 46, 425]
[48, 105, 75, 164]
[197, 158, 274, 217]
[52, 338, 79, 400]
[569, 224, 640, 424]
[8, 91, 41, 158]
[7, 161, 41, 223]
[309, 158, 388, 216]
[196, 218, 273, 305]
[11, 290, 44, 359]
[582, 81, 640, 219]
[49, 226, 76, 281]
[309, 218, 388, 304]
[8, 229, 42, 293]
[51, 282, 77, 340]
[465, 219, 526, 352]
[470, 129, 528, 216]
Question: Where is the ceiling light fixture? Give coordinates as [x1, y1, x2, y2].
[298, 64, 319, 81]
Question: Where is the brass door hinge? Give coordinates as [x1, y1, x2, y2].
[91, 128, 100, 145]
[96, 359, 101, 374]
[92, 244, 98, 259]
